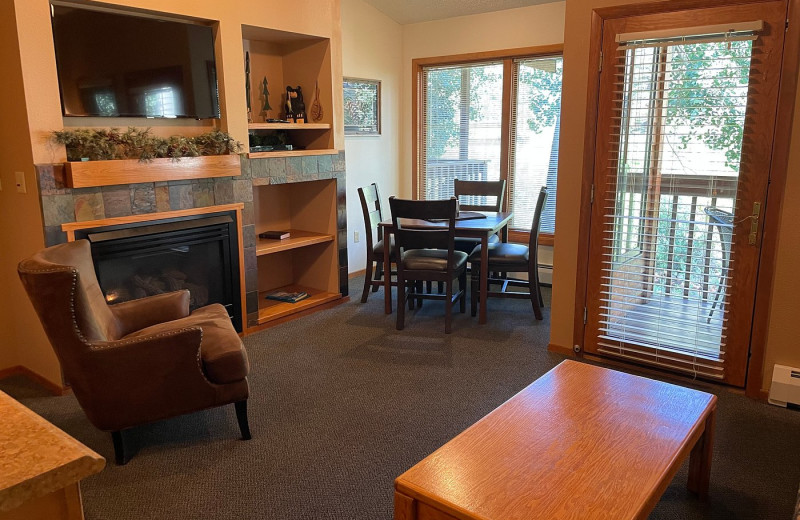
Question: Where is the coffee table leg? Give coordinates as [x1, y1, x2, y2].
[688, 405, 716, 499]
[384, 229, 392, 314]
[394, 490, 416, 520]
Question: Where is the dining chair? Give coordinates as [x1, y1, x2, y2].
[389, 196, 467, 334]
[469, 187, 548, 321]
[358, 183, 396, 303]
[453, 178, 506, 254]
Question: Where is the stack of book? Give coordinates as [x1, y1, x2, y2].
[265, 290, 309, 303]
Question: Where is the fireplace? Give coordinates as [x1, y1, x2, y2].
[74, 210, 242, 332]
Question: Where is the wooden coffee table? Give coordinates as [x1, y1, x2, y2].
[394, 360, 717, 520]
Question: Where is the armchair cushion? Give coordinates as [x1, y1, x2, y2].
[127, 303, 249, 385]
[110, 290, 191, 336]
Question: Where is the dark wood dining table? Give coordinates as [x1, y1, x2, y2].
[378, 211, 513, 325]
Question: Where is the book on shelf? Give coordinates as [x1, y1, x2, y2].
[259, 230, 291, 240]
[265, 290, 309, 303]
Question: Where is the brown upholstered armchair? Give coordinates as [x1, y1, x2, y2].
[17, 240, 251, 465]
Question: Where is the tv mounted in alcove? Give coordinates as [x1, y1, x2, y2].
[51, 5, 220, 119]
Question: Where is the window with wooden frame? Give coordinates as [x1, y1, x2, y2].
[412, 46, 563, 244]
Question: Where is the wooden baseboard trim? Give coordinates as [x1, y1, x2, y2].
[547, 343, 577, 357]
[349, 269, 366, 279]
[244, 296, 350, 334]
[0, 366, 68, 396]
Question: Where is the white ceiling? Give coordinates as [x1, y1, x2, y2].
[361, 0, 561, 25]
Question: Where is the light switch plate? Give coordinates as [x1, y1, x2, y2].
[15, 171, 26, 193]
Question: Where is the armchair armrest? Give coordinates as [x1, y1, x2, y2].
[76, 327, 219, 431]
[109, 290, 190, 336]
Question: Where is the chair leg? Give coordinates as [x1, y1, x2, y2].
[438, 281, 444, 294]
[529, 263, 543, 321]
[445, 279, 453, 334]
[471, 271, 478, 317]
[361, 259, 374, 303]
[397, 277, 406, 330]
[111, 430, 129, 466]
[372, 261, 383, 292]
[416, 280, 423, 308]
[459, 271, 467, 314]
[235, 400, 252, 440]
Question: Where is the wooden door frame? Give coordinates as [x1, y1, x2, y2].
[572, 0, 800, 398]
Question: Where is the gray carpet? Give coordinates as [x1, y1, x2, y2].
[2, 277, 799, 520]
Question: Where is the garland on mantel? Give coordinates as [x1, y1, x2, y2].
[51, 127, 243, 162]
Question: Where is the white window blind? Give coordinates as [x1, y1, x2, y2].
[420, 62, 503, 202]
[597, 27, 757, 379]
[509, 56, 562, 233]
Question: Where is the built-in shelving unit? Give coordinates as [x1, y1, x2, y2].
[254, 180, 340, 325]
[242, 25, 334, 155]
[248, 123, 330, 131]
[247, 149, 337, 159]
[255, 229, 333, 255]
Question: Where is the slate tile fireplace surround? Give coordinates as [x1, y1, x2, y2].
[35, 152, 349, 329]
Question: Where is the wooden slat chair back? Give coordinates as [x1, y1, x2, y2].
[389, 197, 468, 334]
[454, 178, 506, 211]
[357, 183, 396, 303]
[469, 187, 548, 320]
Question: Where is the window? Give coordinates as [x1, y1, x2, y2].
[414, 49, 563, 236]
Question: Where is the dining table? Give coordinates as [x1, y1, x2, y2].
[378, 211, 513, 325]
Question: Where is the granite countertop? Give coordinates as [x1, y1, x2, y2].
[0, 391, 105, 512]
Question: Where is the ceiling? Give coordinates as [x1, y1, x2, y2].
[361, 0, 561, 25]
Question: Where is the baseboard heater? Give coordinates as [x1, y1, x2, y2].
[768, 364, 800, 407]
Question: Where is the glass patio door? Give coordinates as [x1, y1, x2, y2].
[584, 1, 788, 386]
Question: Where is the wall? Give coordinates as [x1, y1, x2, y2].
[551, 0, 800, 392]
[3, 0, 344, 388]
[341, 0, 402, 273]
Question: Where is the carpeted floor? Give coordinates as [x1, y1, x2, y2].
[2, 277, 799, 520]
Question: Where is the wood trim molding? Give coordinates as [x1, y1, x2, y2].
[64, 154, 241, 189]
[572, 9, 604, 353]
[61, 203, 246, 240]
[508, 230, 555, 246]
[746, 0, 800, 398]
[547, 343, 577, 356]
[411, 45, 563, 68]
[595, 0, 781, 18]
[0, 366, 69, 396]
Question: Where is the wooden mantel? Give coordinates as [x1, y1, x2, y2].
[64, 155, 241, 188]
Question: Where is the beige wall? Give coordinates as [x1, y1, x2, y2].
[551, 0, 800, 392]
[341, 0, 402, 273]
[3, 0, 344, 387]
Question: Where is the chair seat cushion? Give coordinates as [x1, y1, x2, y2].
[373, 236, 396, 259]
[402, 249, 467, 271]
[454, 234, 500, 254]
[469, 243, 530, 268]
[127, 303, 249, 384]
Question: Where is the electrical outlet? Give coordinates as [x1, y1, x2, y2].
[15, 172, 26, 193]
[354, 231, 360, 243]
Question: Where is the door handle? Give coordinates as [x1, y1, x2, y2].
[749, 202, 761, 246]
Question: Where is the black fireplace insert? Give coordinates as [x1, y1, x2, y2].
[75, 211, 242, 332]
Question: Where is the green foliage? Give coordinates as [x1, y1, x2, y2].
[51, 127, 242, 162]
[518, 59, 563, 134]
[662, 41, 751, 170]
[424, 59, 562, 160]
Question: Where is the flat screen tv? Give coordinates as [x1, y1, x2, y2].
[51, 6, 220, 119]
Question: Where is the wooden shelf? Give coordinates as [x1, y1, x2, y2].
[247, 149, 338, 158]
[255, 229, 333, 256]
[257, 284, 340, 324]
[64, 155, 241, 188]
[248, 122, 331, 130]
